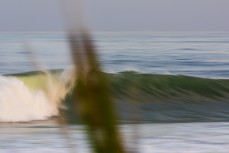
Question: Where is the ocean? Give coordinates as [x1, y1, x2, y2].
[1, 32, 229, 152]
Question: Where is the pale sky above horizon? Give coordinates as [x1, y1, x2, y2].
[0, 0, 229, 32]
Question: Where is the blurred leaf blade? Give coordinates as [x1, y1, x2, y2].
[69, 32, 126, 153]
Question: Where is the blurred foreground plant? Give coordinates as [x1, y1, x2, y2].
[61, 0, 127, 152]
[68, 32, 126, 153]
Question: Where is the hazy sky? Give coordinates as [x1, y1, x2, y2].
[0, 0, 229, 32]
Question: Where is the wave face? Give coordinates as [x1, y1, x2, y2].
[2, 70, 229, 123]
[107, 72, 229, 123]
[64, 71, 229, 123]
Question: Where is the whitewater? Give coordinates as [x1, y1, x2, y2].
[0, 68, 75, 122]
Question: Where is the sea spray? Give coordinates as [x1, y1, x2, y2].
[0, 68, 75, 122]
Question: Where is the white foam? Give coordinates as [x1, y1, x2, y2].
[0, 75, 58, 122]
[0, 68, 75, 122]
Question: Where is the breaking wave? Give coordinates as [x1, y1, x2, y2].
[1, 69, 229, 123]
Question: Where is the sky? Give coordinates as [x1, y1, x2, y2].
[0, 0, 229, 32]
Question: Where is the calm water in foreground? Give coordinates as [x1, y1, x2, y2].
[1, 121, 229, 153]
